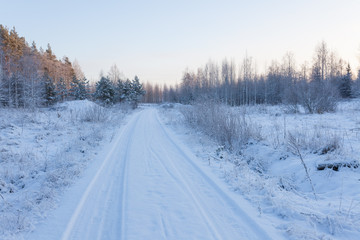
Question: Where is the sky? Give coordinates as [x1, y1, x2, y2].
[1, 0, 360, 84]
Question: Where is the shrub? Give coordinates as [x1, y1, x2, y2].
[181, 101, 260, 149]
[286, 127, 342, 154]
[297, 80, 339, 114]
[80, 105, 109, 123]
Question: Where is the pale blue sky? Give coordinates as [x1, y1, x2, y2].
[2, 0, 360, 84]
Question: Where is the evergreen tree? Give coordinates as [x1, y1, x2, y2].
[77, 78, 88, 100]
[115, 79, 125, 103]
[339, 64, 352, 98]
[43, 72, 57, 106]
[94, 76, 115, 105]
[128, 75, 145, 108]
[56, 77, 68, 102]
[70, 76, 88, 100]
[353, 69, 360, 97]
[122, 79, 132, 101]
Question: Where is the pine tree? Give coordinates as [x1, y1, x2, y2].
[0, 25, 81, 108]
[45, 43, 56, 61]
[94, 76, 115, 105]
[339, 64, 352, 98]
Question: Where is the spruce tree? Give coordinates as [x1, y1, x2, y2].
[354, 69, 360, 97]
[115, 79, 125, 103]
[339, 64, 352, 98]
[129, 75, 145, 108]
[43, 72, 57, 106]
[77, 78, 88, 100]
[94, 76, 115, 105]
[122, 79, 132, 101]
[70, 76, 88, 100]
[56, 77, 68, 102]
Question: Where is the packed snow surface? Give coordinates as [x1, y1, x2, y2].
[26, 107, 280, 240]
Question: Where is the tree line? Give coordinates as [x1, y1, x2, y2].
[143, 41, 360, 113]
[0, 25, 145, 108]
[94, 72, 145, 108]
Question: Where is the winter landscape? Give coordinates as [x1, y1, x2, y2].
[1, 1, 360, 239]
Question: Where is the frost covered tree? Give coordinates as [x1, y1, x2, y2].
[144, 82, 154, 103]
[114, 79, 125, 103]
[128, 75, 145, 108]
[9, 73, 24, 108]
[69, 76, 88, 100]
[353, 69, 360, 97]
[122, 79, 132, 101]
[108, 64, 124, 83]
[94, 76, 115, 105]
[0, 24, 79, 108]
[313, 41, 329, 81]
[180, 71, 195, 104]
[339, 64, 352, 98]
[0, 63, 3, 105]
[56, 77, 68, 102]
[72, 59, 85, 81]
[43, 72, 57, 106]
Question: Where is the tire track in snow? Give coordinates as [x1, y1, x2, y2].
[154, 109, 274, 240]
[61, 112, 141, 240]
[159, 212, 169, 239]
[31, 107, 278, 240]
[118, 114, 142, 240]
[95, 173, 117, 240]
[149, 147, 223, 240]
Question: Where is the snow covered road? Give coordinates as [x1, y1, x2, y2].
[27, 107, 278, 240]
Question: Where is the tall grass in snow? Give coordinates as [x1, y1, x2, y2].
[0, 101, 127, 237]
[174, 101, 360, 238]
[181, 102, 261, 150]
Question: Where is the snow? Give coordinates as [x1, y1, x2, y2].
[0, 100, 128, 239]
[1, 99, 360, 239]
[24, 106, 280, 240]
[160, 100, 360, 239]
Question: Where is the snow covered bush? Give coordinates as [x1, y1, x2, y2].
[286, 127, 342, 154]
[181, 101, 261, 149]
[297, 80, 339, 114]
[80, 104, 109, 123]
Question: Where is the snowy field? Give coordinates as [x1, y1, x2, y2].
[1, 100, 359, 240]
[159, 100, 360, 240]
[0, 100, 131, 239]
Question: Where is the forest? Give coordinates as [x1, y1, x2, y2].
[0, 25, 145, 109]
[2, 24, 360, 113]
[144, 43, 360, 114]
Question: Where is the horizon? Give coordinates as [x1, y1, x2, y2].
[2, 0, 360, 84]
